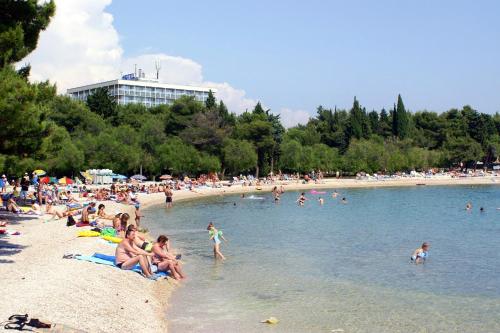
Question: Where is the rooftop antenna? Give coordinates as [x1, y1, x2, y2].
[154, 60, 161, 80]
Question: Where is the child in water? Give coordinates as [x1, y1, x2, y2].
[411, 242, 430, 264]
[207, 222, 227, 260]
[134, 203, 143, 228]
[318, 197, 324, 205]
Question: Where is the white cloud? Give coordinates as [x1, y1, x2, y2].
[20, 0, 270, 115]
[278, 108, 311, 128]
[23, 0, 122, 90]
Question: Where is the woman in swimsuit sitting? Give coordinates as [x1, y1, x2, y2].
[152, 235, 186, 280]
[113, 212, 130, 236]
[114, 228, 158, 280]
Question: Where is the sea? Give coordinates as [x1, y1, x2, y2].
[144, 185, 500, 332]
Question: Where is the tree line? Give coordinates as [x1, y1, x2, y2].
[1, 0, 500, 178]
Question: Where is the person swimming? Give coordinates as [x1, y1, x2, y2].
[411, 242, 430, 264]
[466, 202, 472, 210]
[332, 190, 339, 198]
[340, 197, 348, 204]
[296, 192, 307, 206]
[318, 197, 324, 205]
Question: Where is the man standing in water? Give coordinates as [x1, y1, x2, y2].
[164, 185, 173, 208]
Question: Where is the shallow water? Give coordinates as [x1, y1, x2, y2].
[145, 186, 500, 332]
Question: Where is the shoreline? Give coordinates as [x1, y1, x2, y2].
[0, 177, 498, 332]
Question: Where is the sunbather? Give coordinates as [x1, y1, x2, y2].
[152, 235, 185, 280]
[7, 198, 21, 213]
[115, 228, 158, 280]
[97, 204, 114, 220]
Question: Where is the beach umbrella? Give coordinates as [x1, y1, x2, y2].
[33, 169, 46, 176]
[40, 176, 51, 184]
[58, 177, 73, 185]
[159, 174, 172, 180]
[130, 174, 146, 181]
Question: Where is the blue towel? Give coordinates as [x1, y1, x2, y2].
[74, 253, 167, 277]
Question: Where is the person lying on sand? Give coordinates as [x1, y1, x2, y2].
[97, 204, 114, 220]
[152, 235, 186, 280]
[45, 200, 75, 219]
[115, 228, 160, 280]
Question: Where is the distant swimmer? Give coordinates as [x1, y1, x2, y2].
[332, 190, 339, 198]
[465, 202, 472, 210]
[241, 193, 246, 198]
[411, 242, 430, 264]
[296, 192, 307, 206]
[341, 197, 348, 204]
[480, 207, 485, 213]
[272, 186, 280, 202]
[318, 197, 324, 205]
[207, 222, 227, 260]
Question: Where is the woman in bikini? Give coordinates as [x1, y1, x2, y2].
[152, 235, 186, 280]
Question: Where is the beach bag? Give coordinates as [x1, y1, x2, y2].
[66, 215, 76, 227]
[100, 227, 117, 237]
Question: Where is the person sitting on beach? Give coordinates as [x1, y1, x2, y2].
[296, 192, 307, 206]
[207, 222, 227, 260]
[115, 228, 159, 280]
[7, 198, 21, 213]
[411, 242, 430, 264]
[113, 212, 130, 235]
[80, 202, 96, 225]
[152, 235, 186, 280]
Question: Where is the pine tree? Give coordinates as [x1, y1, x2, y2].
[205, 90, 216, 109]
[396, 94, 410, 139]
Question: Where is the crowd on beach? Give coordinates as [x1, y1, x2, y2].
[0, 171, 187, 281]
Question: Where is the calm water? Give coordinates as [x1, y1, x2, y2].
[145, 186, 500, 332]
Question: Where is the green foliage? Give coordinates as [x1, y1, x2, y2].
[0, 0, 55, 66]
[392, 94, 411, 139]
[86, 87, 117, 119]
[222, 139, 257, 174]
[205, 90, 216, 109]
[0, 66, 55, 156]
[1, 4, 499, 180]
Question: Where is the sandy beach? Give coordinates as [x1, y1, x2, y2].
[0, 176, 498, 332]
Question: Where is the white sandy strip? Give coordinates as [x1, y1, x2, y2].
[0, 177, 498, 332]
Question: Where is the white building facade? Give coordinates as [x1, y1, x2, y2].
[67, 75, 215, 107]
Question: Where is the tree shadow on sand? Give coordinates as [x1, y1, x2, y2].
[0, 236, 27, 264]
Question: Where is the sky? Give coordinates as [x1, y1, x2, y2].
[24, 0, 500, 127]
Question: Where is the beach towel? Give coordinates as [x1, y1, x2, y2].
[74, 253, 168, 277]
